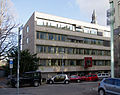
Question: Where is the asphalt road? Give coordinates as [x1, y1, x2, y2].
[0, 82, 99, 95]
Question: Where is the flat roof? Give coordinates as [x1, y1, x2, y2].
[34, 11, 110, 31]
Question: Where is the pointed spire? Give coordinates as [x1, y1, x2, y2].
[91, 10, 97, 24]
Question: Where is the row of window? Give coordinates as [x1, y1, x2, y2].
[36, 45, 110, 56]
[39, 59, 110, 66]
[36, 31, 110, 46]
[37, 18, 74, 31]
[36, 18, 110, 37]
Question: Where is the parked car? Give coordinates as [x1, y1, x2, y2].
[97, 73, 110, 80]
[98, 78, 120, 95]
[11, 71, 41, 87]
[47, 74, 70, 84]
[85, 74, 98, 81]
[80, 76, 87, 81]
[70, 75, 81, 83]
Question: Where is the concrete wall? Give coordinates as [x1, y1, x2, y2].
[22, 13, 35, 54]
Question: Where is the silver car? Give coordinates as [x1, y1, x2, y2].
[97, 73, 110, 80]
[47, 74, 70, 84]
[98, 78, 120, 95]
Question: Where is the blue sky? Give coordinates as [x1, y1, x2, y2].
[11, 0, 109, 26]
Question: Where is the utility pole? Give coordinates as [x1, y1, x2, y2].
[17, 25, 23, 95]
[107, 1, 115, 78]
[110, 1, 114, 78]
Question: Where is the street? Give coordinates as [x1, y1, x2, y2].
[0, 81, 99, 95]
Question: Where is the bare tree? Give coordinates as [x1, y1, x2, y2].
[0, 0, 18, 60]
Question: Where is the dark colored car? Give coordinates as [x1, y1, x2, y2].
[83, 74, 98, 81]
[70, 75, 81, 83]
[98, 78, 120, 95]
[11, 71, 41, 87]
[47, 74, 70, 84]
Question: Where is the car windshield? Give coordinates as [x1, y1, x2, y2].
[97, 74, 101, 76]
[71, 75, 78, 78]
[23, 73, 33, 77]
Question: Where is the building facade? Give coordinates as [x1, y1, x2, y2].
[109, 0, 120, 77]
[22, 12, 110, 77]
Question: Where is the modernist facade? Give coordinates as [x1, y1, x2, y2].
[22, 12, 110, 77]
[109, 0, 120, 77]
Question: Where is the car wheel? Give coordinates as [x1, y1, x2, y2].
[77, 80, 80, 83]
[34, 81, 39, 87]
[65, 80, 69, 84]
[49, 80, 53, 84]
[99, 89, 105, 95]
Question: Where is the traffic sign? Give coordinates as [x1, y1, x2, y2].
[9, 59, 13, 68]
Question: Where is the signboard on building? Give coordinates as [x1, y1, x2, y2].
[84, 57, 92, 68]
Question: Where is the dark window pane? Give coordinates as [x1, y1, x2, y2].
[48, 33, 54, 40]
[37, 32, 39, 39]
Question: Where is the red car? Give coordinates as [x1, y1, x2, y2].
[70, 75, 81, 83]
[80, 76, 86, 81]
[85, 74, 98, 81]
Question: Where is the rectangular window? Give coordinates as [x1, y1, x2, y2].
[37, 19, 44, 25]
[58, 47, 64, 53]
[58, 35, 61, 41]
[40, 32, 46, 39]
[61, 35, 66, 41]
[48, 46, 52, 53]
[69, 60, 75, 66]
[76, 27, 83, 32]
[91, 29, 97, 35]
[84, 38, 90, 44]
[84, 27, 90, 34]
[39, 60, 46, 66]
[48, 33, 54, 40]
[68, 48, 73, 54]
[97, 32, 103, 36]
[84, 49, 90, 55]
[37, 46, 44, 53]
[54, 34, 57, 40]
[36, 32, 39, 39]
[79, 49, 83, 54]
[44, 46, 47, 53]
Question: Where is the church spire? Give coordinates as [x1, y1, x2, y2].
[91, 10, 97, 24]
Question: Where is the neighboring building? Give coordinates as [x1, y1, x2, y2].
[109, 0, 120, 77]
[22, 12, 110, 78]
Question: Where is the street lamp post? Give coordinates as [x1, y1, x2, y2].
[110, 2, 115, 78]
[107, 1, 115, 78]
[17, 25, 23, 95]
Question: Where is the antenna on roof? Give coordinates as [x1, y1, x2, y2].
[91, 10, 97, 24]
